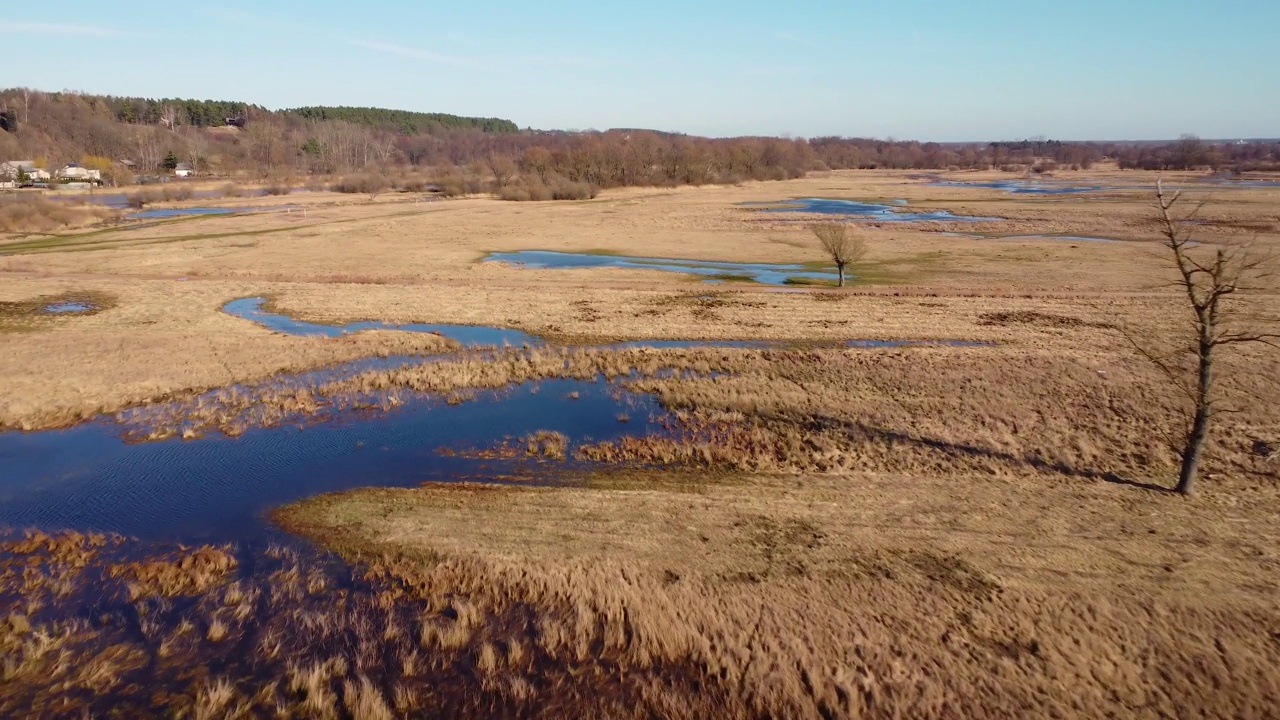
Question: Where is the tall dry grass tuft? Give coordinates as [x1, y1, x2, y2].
[0, 195, 119, 233]
[342, 676, 394, 720]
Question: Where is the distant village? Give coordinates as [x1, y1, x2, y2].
[0, 158, 193, 189]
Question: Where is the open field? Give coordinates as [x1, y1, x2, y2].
[2, 169, 1279, 717]
[278, 468, 1280, 718]
[2, 168, 1277, 431]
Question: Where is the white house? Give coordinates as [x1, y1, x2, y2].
[174, 162, 195, 178]
[55, 164, 103, 182]
[0, 160, 52, 182]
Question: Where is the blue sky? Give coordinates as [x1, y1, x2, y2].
[3, 1, 1278, 140]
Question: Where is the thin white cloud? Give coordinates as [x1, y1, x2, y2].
[0, 19, 120, 36]
[349, 39, 472, 67]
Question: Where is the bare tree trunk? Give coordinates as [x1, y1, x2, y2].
[1178, 334, 1213, 495]
[837, 264, 846, 287]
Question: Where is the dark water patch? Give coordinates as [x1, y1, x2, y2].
[128, 207, 240, 219]
[930, 176, 1280, 194]
[483, 250, 839, 286]
[43, 302, 96, 313]
[0, 378, 667, 543]
[1, 291, 116, 330]
[224, 297, 542, 348]
[930, 179, 1115, 195]
[746, 198, 998, 222]
[0, 298, 999, 543]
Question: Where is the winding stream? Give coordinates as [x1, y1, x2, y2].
[0, 298, 993, 543]
[746, 198, 1000, 222]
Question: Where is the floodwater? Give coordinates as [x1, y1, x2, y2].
[748, 198, 999, 222]
[44, 302, 96, 313]
[930, 179, 1114, 195]
[483, 250, 840, 285]
[0, 298, 995, 543]
[128, 207, 241, 219]
[931, 176, 1280, 194]
[0, 378, 664, 542]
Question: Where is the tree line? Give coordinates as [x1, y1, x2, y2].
[2, 87, 1276, 189]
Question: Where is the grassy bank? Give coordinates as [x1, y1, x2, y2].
[274, 466, 1280, 718]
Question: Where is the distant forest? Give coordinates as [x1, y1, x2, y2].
[1, 88, 1277, 190]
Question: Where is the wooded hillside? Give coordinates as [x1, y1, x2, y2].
[2, 87, 1275, 190]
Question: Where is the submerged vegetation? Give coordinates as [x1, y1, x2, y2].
[0, 290, 116, 333]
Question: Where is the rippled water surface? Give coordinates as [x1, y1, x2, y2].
[483, 251, 840, 285]
[0, 299, 996, 543]
[44, 302, 96, 313]
[748, 198, 999, 222]
[0, 379, 662, 542]
[128, 207, 240, 218]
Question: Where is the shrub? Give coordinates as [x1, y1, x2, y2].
[333, 174, 389, 197]
[550, 178, 596, 200]
[400, 176, 429, 193]
[263, 183, 293, 196]
[126, 188, 162, 208]
[499, 174, 596, 202]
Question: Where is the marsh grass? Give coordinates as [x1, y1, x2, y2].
[0, 528, 755, 718]
[0, 195, 120, 234]
[0, 290, 118, 333]
[273, 468, 1280, 720]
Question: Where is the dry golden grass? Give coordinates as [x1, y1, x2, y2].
[0, 169, 1276, 431]
[1, 169, 1279, 717]
[276, 467, 1280, 719]
[1, 532, 751, 719]
[0, 194, 119, 234]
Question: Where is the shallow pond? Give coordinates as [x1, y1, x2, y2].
[128, 207, 241, 219]
[483, 250, 839, 286]
[930, 179, 1115, 195]
[747, 198, 998, 222]
[0, 378, 664, 542]
[43, 302, 96, 313]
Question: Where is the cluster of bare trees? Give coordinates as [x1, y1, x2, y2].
[3, 87, 1278, 189]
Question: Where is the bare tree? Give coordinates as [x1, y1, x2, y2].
[160, 104, 182, 131]
[135, 129, 163, 173]
[486, 154, 519, 188]
[810, 222, 866, 287]
[184, 128, 208, 176]
[1129, 182, 1277, 495]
